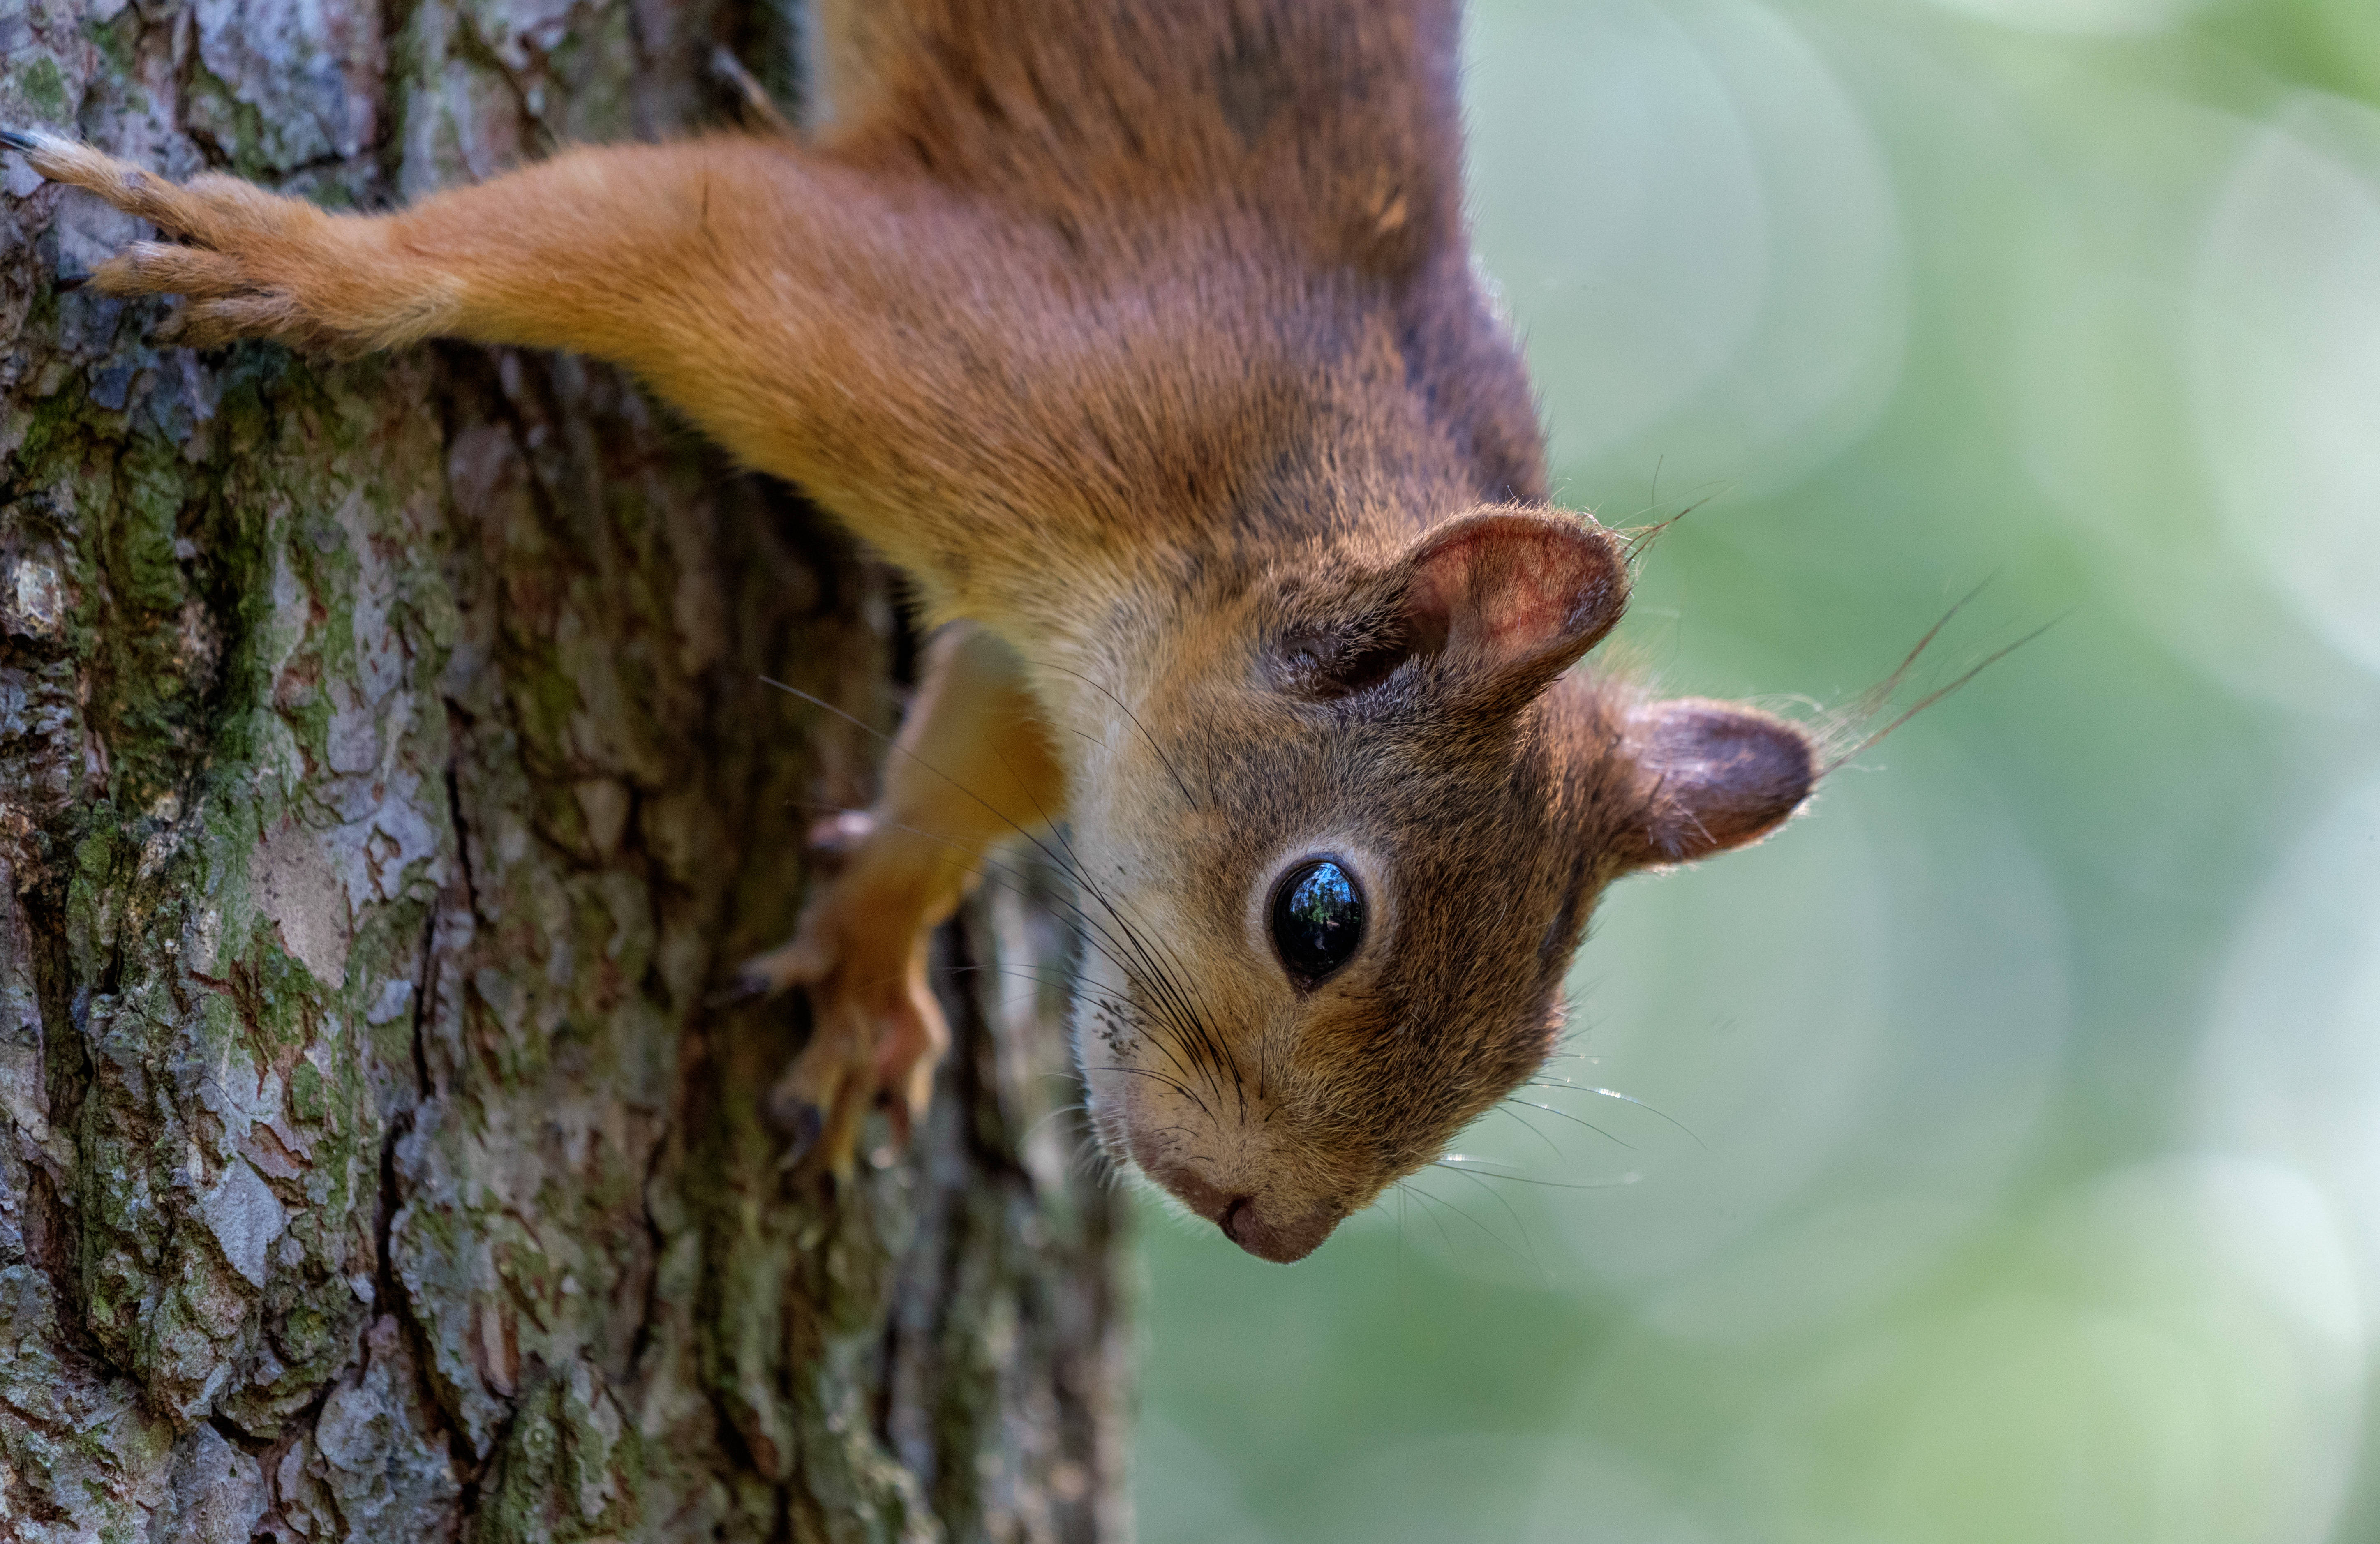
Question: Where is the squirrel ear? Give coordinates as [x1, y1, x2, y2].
[1402, 509, 1628, 689]
[1616, 699, 1816, 866]
[1269, 508, 1626, 702]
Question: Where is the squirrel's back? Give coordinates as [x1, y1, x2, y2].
[814, 0, 1549, 519]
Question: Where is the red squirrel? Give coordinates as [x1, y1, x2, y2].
[4, 0, 1815, 1262]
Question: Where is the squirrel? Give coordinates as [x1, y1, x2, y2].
[4, 0, 1816, 1263]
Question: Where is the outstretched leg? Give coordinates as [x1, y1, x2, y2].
[0, 128, 1063, 595]
[8, 130, 865, 360]
[4, 128, 1075, 1173]
[738, 623, 1065, 1174]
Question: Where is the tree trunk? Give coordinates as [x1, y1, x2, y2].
[0, 5, 1130, 1540]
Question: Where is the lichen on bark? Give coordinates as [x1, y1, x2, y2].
[0, 4, 1129, 1539]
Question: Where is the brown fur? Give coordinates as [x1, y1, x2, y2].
[5, 0, 1815, 1262]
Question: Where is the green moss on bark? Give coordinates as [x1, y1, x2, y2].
[0, 4, 1127, 1538]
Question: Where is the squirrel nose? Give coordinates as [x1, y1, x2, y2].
[1137, 1150, 1345, 1262]
[1218, 1193, 1340, 1263]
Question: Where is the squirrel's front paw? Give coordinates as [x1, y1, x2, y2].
[731, 854, 951, 1178]
[2, 129, 440, 353]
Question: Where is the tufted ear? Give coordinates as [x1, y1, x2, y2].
[1616, 699, 1816, 866]
[1275, 508, 1628, 700]
[1405, 509, 1627, 682]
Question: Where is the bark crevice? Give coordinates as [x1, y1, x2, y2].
[0, 5, 1129, 1539]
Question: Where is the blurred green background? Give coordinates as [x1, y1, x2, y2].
[1131, 1, 2380, 1540]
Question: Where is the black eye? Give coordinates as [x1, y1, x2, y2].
[1271, 858, 1366, 983]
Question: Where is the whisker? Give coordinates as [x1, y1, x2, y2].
[787, 807, 1146, 1011]
[760, 678, 1240, 1159]
[789, 801, 1220, 1096]
[1435, 1157, 1643, 1191]
[1042, 854, 1238, 1110]
[1081, 1062, 1215, 1121]
[767, 664, 1239, 1117]
[1525, 1080, 1703, 1149]
[1424, 1161, 1549, 1283]
[1086, 887, 1240, 1109]
[988, 660, 1242, 1110]
[939, 962, 1151, 1027]
[1488, 1101, 1567, 1159]
[762, 676, 1116, 924]
[1028, 655, 1201, 813]
[1399, 1179, 1462, 1253]
[1392, 1181, 1411, 1309]
[1500, 1097, 1634, 1151]
[1019, 1100, 1088, 1149]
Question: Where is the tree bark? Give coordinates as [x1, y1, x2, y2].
[0, 5, 1130, 1540]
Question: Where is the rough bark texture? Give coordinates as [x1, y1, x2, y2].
[0, 4, 1131, 1539]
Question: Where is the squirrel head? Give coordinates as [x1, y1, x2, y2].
[1063, 507, 1816, 1262]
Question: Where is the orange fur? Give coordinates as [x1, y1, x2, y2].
[6, 0, 1817, 1261]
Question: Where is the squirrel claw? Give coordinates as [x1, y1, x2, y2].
[734, 815, 951, 1179]
[719, 935, 826, 1005]
[745, 921, 946, 1178]
[0, 129, 44, 154]
[770, 1092, 827, 1171]
[765, 1023, 880, 1180]
[803, 810, 876, 869]
[705, 962, 779, 1009]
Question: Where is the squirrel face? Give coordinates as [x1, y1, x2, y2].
[1067, 509, 1818, 1261]
[1, 2, 1843, 1260]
